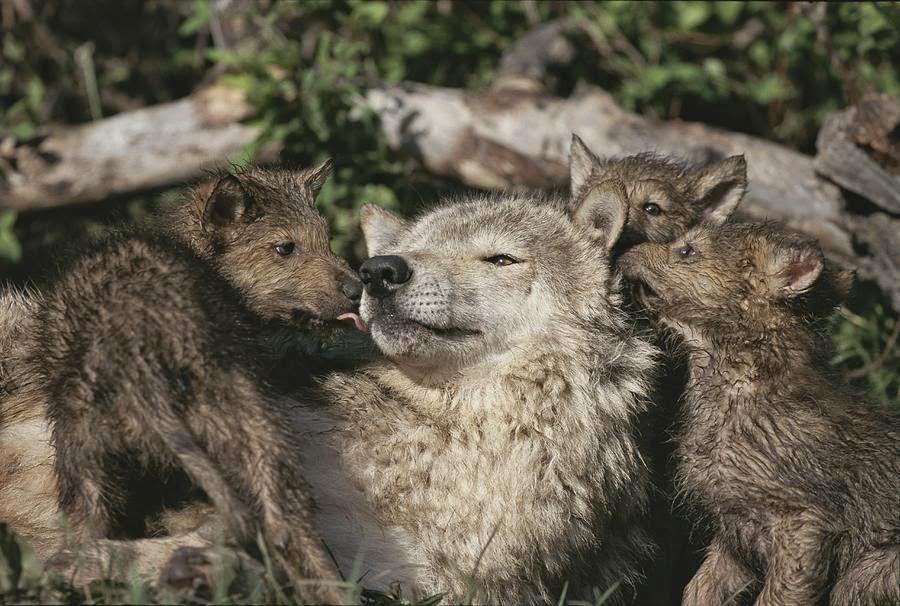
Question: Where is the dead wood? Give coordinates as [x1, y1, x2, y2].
[814, 94, 900, 216]
[0, 19, 897, 309]
[0, 84, 278, 212]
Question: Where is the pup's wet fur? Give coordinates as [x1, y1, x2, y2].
[1, 163, 360, 603]
[619, 219, 899, 605]
[569, 135, 750, 604]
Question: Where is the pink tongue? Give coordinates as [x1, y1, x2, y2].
[336, 313, 368, 332]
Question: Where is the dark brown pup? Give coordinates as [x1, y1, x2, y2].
[29, 162, 358, 603]
[619, 219, 900, 606]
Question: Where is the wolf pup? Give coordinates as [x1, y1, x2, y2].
[569, 134, 746, 249]
[619, 219, 900, 606]
[315, 188, 659, 604]
[569, 135, 750, 604]
[1, 162, 361, 603]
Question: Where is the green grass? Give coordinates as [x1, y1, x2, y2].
[1, 523, 629, 605]
[830, 283, 899, 409]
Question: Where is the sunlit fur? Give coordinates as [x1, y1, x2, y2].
[620, 221, 900, 606]
[318, 192, 659, 604]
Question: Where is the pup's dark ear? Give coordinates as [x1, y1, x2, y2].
[305, 158, 334, 197]
[202, 174, 254, 229]
[693, 155, 747, 225]
[771, 238, 824, 297]
[360, 203, 409, 257]
[569, 134, 600, 197]
[572, 178, 629, 251]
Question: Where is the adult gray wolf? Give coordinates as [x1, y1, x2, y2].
[150, 187, 660, 605]
[309, 186, 659, 604]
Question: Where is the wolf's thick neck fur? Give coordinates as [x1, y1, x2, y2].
[320, 288, 657, 604]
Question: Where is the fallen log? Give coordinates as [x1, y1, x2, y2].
[0, 84, 278, 212]
[814, 94, 900, 216]
[0, 19, 896, 309]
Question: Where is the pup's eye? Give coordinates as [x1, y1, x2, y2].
[677, 245, 696, 259]
[643, 202, 662, 216]
[484, 254, 519, 267]
[274, 242, 295, 256]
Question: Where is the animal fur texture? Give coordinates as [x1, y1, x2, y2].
[310, 189, 660, 604]
[568, 134, 747, 251]
[569, 134, 750, 605]
[619, 219, 900, 606]
[0, 163, 362, 603]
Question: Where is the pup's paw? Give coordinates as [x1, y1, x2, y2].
[159, 545, 265, 602]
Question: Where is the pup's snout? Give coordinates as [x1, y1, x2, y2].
[359, 255, 412, 299]
[342, 276, 363, 303]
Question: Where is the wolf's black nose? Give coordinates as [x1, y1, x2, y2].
[342, 277, 363, 303]
[359, 255, 412, 298]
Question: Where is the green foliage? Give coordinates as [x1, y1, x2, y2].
[161, 0, 897, 260]
[831, 290, 899, 408]
[0, 1, 207, 139]
[569, 1, 898, 148]
[0, 212, 21, 264]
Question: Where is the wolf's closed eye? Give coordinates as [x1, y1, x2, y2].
[484, 254, 519, 267]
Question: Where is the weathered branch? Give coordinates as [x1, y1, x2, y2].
[814, 94, 900, 215]
[0, 19, 896, 309]
[0, 85, 278, 211]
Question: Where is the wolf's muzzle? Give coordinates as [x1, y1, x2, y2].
[359, 255, 412, 299]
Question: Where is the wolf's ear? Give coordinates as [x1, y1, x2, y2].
[692, 155, 747, 225]
[572, 178, 629, 251]
[304, 158, 334, 197]
[769, 238, 824, 297]
[360, 203, 409, 257]
[202, 174, 254, 229]
[569, 134, 600, 197]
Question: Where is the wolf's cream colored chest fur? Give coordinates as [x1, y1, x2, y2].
[318, 337, 655, 604]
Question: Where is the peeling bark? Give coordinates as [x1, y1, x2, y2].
[814, 94, 900, 216]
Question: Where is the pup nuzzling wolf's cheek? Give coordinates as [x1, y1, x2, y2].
[618, 219, 898, 606]
[567, 135, 752, 605]
[318, 189, 659, 604]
